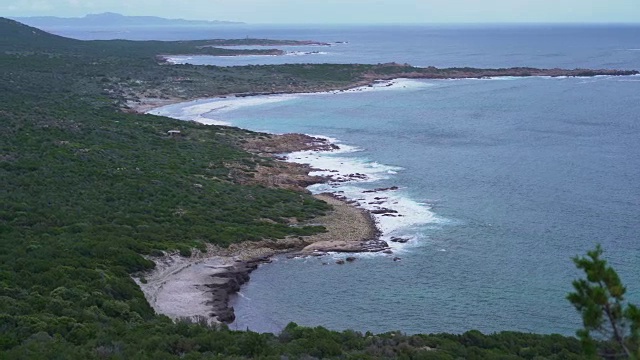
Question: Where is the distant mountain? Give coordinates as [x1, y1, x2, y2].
[11, 12, 244, 27]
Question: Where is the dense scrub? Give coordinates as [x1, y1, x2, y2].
[0, 18, 591, 358]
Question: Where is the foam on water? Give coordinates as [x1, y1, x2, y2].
[286, 135, 443, 250]
[163, 54, 281, 64]
[147, 95, 299, 124]
[163, 50, 330, 65]
[285, 51, 329, 56]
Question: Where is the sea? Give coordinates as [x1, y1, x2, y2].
[53, 24, 640, 336]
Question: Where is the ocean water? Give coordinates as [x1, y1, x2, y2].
[64, 24, 640, 335]
[206, 75, 640, 335]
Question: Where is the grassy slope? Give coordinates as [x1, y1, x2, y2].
[0, 18, 586, 359]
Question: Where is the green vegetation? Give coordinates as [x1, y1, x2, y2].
[0, 17, 631, 358]
[568, 246, 640, 359]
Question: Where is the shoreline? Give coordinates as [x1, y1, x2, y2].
[135, 130, 388, 324]
[134, 71, 637, 326]
[127, 77, 410, 114]
[128, 72, 639, 114]
[135, 192, 386, 325]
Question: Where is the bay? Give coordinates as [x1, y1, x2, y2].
[63, 24, 640, 335]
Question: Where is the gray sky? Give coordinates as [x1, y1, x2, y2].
[3, 0, 640, 24]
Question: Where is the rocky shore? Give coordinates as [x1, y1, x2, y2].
[135, 132, 388, 324]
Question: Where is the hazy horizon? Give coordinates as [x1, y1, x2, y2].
[3, 0, 639, 25]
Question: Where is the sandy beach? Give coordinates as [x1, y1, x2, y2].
[135, 192, 384, 324]
[128, 78, 428, 115]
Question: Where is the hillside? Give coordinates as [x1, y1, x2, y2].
[0, 18, 619, 359]
[0, 17, 79, 50]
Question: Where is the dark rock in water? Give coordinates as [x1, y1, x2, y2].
[383, 249, 393, 254]
[358, 239, 389, 253]
[362, 186, 399, 193]
[206, 277, 240, 292]
[346, 256, 357, 262]
[206, 257, 270, 323]
[336, 259, 346, 265]
[390, 237, 410, 243]
[370, 208, 398, 215]
[393, 257, 402, 262]
[211, 307, 235, 323]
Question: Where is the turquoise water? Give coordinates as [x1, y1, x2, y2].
[114, 24, 640, 335]
[215, 76, 640, 335]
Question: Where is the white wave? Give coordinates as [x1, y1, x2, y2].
[147, 95, 299, 125]
[287, 150, 399, 184]
[299, 135, 363, 154]
[236, 292, 251, 300]
[163, 56, 189, 64]
[290, 139, 443, 250]
[315, 78, 435, 95]
[285, 51, 329, 56]
[164, 54, 281, 64]
[473, 76, 526, 81]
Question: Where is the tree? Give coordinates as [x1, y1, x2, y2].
[568, 245, 640, 359]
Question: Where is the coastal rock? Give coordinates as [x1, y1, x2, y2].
[336, 259, 345, 265]
[211, 307, 235, 323]
[362, 186, 399, 193]
[301, 239, 389, 254]
[346, 256, 357, 262]
[393, 257, 402, 262]
[205, 258, 270, 323]
[370, 208, 398, 215]
[390, 237, 410, 243]
[243, 133, 338, 154]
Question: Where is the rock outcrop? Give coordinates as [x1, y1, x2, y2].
[206, 257, 270, 323]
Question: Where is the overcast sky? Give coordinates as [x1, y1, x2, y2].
[3, 0, 640, 24]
